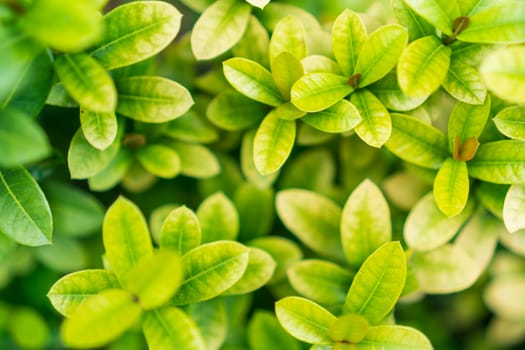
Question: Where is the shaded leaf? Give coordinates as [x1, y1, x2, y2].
[233, 16, 270, 68]
[368, 71, 428, 111]
[248, 310, 301, 350]
[80, 110, 118, 150]
[391, 0, 435, 41]
[269, 15, 307, 65]
[234, 183, 274, 240]
[188, 299, 227, 350]
[136, 144, 181, 179]
[447, 96, 491, 152]
[207, 91, 267, 131]
[403, 0, 458, 35]
[484, 275, 525, 321]
[168, 141, 220, 178]
[272, 52, 304, 101]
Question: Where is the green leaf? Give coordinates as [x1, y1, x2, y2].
[447, 96, 491, 152]
[61, 289, 141, 349]
[80, 110, 118, 151]
[369, 71, 428, 111]
[234, 183, 275, 240]
[271, 52, 304, 101]
[191, 0, 251, 60]
[442, 59, 486, 105]
[116, 76, 193, 123]
[331, 9, 367, 76]
[36, 235, 87, 272]
[275, 296, 336, 345]
[164, 111, 218, 144]
[142, 307, 206, 350]
[43, 181, 104, 237]
[233, 16, 270, 68]
[433, 158, 470, 217]
[344, 242, 407, 324]
[91, 1, 182, 69]
[0, 109, 51, 167]
[291, 73, 353, 112]
[240, 130, 279, 188]
[274, 102, 306, 121]
[269, 15, 307, 66]
[136, 144, 181, 179]
[0, 167, 52, 246]
[188, 299, 227, 350]
[357, 325, 433, 349]
[0, 50, 53, 118]
[254, 110, 296, 175]
[171, 241, 249, 305]
[287, 259, 353, 306]
[301, 55, 342, 75]
[167, 141, 220, 178]
[276, 189, 345, 262]
[207, 91, 267, 131]
[47, 269, 119, 317]
[160, 206, 201, 255]
[403, 0, 459, 35]
[351, 89, 392, 148]
[246, 0, 271, 9]
[386, 113, 448, 169]
[68, 127, 121, 179]
[503, 185, 525, 233]
[122, 250, 183, 310]
[398, 36, 451, 96]
[484, 275, 525, 321]
[8, 307, 49, 350]
[88, 149, 132, 192]
[481, 46, 525, 105]
[329, 314, 370, 344]
[341, 179, 392, 268]
[223, 57, 284, 107]
[54, 53, 116, 113]
[457, 2, 525, 44]
[494, 106, 525, 141]
[391, 0, 435, 41]
[248, 310, 301, 350]
[46, 83, 78, 108]
[197, 192, 239, 243]
[302, 99, 361, 133]
[405, 192, 473, 251]
[103, 196, 153, 283]
[354, 24, 407, 87]
[19, 0, 102, 52]
[468, 141, 525, 184]
[223, 247, 276, 295]
[411, 244, 479, 293]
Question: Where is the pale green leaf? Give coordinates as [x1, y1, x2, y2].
[191, 0, 251, 60]
[246, 0, 271, 9]
[287, 259, 353, 306]
[354, 24, 407, 87]
[351, 89, 392, 148]
[341, 179, 392, 268]
[61, 289, 141, 349]
[442, 59, 487, 105]
[0, 167, 52, 246]
[276, 189, 345, 262]
[167, 141, 220, 178]
[403, 0, 459, 35]
[223, 247, 276, 295]
[468, 141, 525, 184]
[357, 325, 433, 350]
[122, 250, 182, 310]
[331, 9, 367, 76]
[92, 1, 182, 69]
[503, 185, 525, 233]
[411, 244, 478, 293]
[241, 130, 279, 188]
[136, 144, 181, 179]
[274, 102, 306, 121]
[46, 83, 78, 108]
[484, 275, 525, 321]
[80, 109, 118, 150]
[433, 158, 469, 217]
[223, 57, 284, 107]
[0, 109, 51, 167]
[272, 52, 304, 101]
[291, 73, 353, 112]
[398, 36, 451, 96]
[302, 99, 361, 133]
[142, 307, 206, 350]
[301, 55, 342, 75]
[54, 53, 116, 113]
[329, 314, 370, 344]
[457, 2, 525, 44]
[103, 196, 153, 283]
[160, 206, 201, 255]
[197, 192, 239, 243]
[188, 299, 227, 350]
[369, 70, 428, 111]
[47, 269, 119, 317]
[475, 182, 507, 219]
[233, 16, 270, 68]
[248, 310, 301, 350]
[171, 241, 249, 305]
[391, 0, 435, 41]
[207, 91, 267, 131]
[254, 110, 296, 175]
[278, 148, 335, 191]
[19, 0, 102, 52]
[88, 149, 132, 192]
[386, 113, 448, 169]
[344, 242, 407, 325]
[36, 235, 86, 272]
[481, 46, 525, 104]
[269, 15, 307, 65]
[447, 96, 491, 151]
[275, 296, 336, 345]
[405, 192, 473, 251]
[499, 228, 525, 257]
[177, 0, 214, 13]
[234, 183, 275, 240]
[116, 76, 193, 123]
[494, 106, 525, 141]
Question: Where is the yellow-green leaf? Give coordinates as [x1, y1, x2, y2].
[433, 158, 469, 217]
